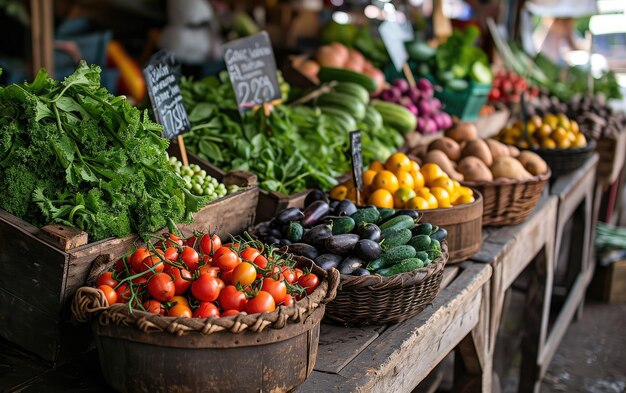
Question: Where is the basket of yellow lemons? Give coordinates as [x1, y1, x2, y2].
[330, 153, 483, 264]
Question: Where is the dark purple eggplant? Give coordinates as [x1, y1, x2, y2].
[304, 189, 329, 208]
[269, 228, 283, 238]
[393, 209, 423, 221]
[353, 239, 381, 262]
[266, 236, 279, 245]
[314, 253, 343, 271]
[324, 234, 360, 255]
[279, 238, 292, 246]
[338, 255, 364, 275]
[329, 200, 340, 210]
[302, 200, 330, 227]
[286, 243, 320, 260]
[351, 268, 371, 276]
[276, 207, 304, 224]
[357, 223, 381, 242]
[301, 224, 333, 249]
[334, 199, 357, 216]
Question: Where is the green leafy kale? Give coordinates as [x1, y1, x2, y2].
[0, 63, 208, 241]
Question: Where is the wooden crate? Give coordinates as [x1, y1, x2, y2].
[595, 131, 626, 188]
[591, 260, 626, 303]
[256, 189, 310, 223]
[0, 154, 259, 365]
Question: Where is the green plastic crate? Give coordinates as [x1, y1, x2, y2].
[434, 81, 491, 121]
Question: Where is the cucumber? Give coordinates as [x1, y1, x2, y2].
[381, 228, 412, 250]
[412, 223, 433, 236]
[415, 251, 430, 262]
[363, 106, 384, 130]
[317, 92, 366, 120]
[320, 107, 358, 132]
[331, 216, 355, 235]
[430, 227, 448, 242]
[446, 79, 469, 92]
[377, 208, 396, 222]
[318, 67, 377, 92]
[286, 222, 303, 242]
[371, 100, 417, 134]
[350, 207, 380, 227]
[333, 82, 370, 105]
[426, 249, 442, 261]
[376, 257, 425, 276]
[406, 41, 436, 61]
[379, 214, 416, 232]
[470, 62, 493, 84]
[408, 234, 431, 251]
[366, 245, 416, 270]
[430, 238, 441, 251]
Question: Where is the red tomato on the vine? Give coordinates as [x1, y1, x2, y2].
[294, 268, 304, 281]
[170, 295, 189, 307]
[282, 294, 294, 307]
[115, 283, 132, 303]
[191, 274, 221, 302]
[165, 266, 193, 295]
[281, 266, 297, 284]
[167, 304, 192, 318]
[129, 248, 151, 273]
[180, 247, 199, 271]
[192, 302, 220, 318]
[298, 273, 320, 295]
[143, 299, 165, 315]
[164, 247, 179, 262]
[220, 269, 233, 285]
[213, 248, 240, 272]
[221, 309, 242, 317]
[162, 233, 183, 248]
[231, 262, 257, 286]
[245, 291, 276, 314]
[240, 247, 261, 262]
[261, 277, 287, 304]
[253, 254, 268, 269]
[97, 271, 118, 288]
[138, 255, 164, 276]
[98, 285, 118, 305]
[147, 273, 175, 302]
[218, 286, 247, 311]
[185, 235, 198, 248]
[215, 277, 225, 290]
[198, 265, 220, 277]
[200, 233, 222, 255]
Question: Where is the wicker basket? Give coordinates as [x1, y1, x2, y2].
[462, 171, 551, 226]
[322, 242, 448, 326]
[528, 139, 596, 179]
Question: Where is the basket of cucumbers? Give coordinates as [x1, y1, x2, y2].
[252, 195, 448, 326]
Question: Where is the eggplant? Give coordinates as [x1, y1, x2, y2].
[393, 209, 423, 221]
[256, 222, 270, 233]
[357, 223, 381, 242]
[269, 228, 283, 239]
[320, 215, 342, 225]
[353, 239, 381, 262]
[324, 234, 360, 255]
[334, 199, 358, 216]
[286, 243, 320, 260]
[314, 253, 343, 271]
[351, 268, 371, 276]
[279, 238, 292, 246]
[301, 224, 333, 249]
[338, 255, 364, 275]
[302, 200, 330, 227]
[276, 207, 304, 224]
[329, 200, 340, 210]
[266, 236, 279, 245]
[430, 228, 448, 242]
[304, 189, 329, 208]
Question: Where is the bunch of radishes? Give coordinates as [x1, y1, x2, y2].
[379, 79, 453, 135]
[489, 70, 540, 104]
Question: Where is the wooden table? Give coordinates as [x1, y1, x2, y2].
[297, 262, 493, 393]
[470, 194, 558, 393]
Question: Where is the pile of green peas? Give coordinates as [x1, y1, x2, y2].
[167, 156, 238, 201]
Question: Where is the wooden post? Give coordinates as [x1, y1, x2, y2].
[403, 63, 417, 89]
[177, 135, 189, 166]
[30, 0, 55, 76]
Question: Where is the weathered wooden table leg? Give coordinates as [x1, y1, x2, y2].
[519, 244, 554, 393]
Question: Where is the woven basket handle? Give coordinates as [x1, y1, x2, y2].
[322, 268, 340, 304]
[72, 287, 110, 323]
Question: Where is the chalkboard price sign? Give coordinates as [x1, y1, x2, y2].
[143, 50, 190, 140]
[350, 131, 364, 197]
[379, 21, 410, 72]
[223, 31, 282, 114]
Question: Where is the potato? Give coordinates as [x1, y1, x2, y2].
[445, 122, 478, 143]
[508, 145, 520, 157]
[457, 157, 493, 182]
[424, 150, 464, 181]
[491, 156, 533, 180]
[517, 151, 548, 176]
[462, 139, 493, 167]
[485, 139, 511, 160]
[427, 137, 462, 161]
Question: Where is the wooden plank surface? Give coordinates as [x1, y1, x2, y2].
[297, 263, 491, 393]
[550, 154, 598, 203]
[441, 266, 460, 289]
[314, 324, 385, 374]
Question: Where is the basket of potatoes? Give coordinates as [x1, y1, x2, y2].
[413, 122, 551, 226]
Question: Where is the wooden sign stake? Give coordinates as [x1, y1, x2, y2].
[403, 63, 417, 89]
[263, 102, 273, 117]
[355, 189, 362, 207]
[177, 135, 189, 166]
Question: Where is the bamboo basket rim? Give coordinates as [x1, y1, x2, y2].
[526, 138, 596, 156]
[71, 259, 339, 336]
[461, 169, 551, 188]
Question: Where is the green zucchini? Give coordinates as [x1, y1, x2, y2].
[317, 92, 366, 120]
[318, 67, 377, 92]
[363, 106, 384, 130]
[371, 100, 417, 133]
[320, 107, 358, 131]
[331, 216, 355, 235]
[333, 82, 370, 105]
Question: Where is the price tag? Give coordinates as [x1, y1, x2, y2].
[143, 50, 190, 139]
[350, 131, 364, 197]
[379, 21, 410, 72]
[223, 31, 282, 114]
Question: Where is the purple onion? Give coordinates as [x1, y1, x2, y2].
[393, 79, 410, 93]
[440, 112, 453, 129]
[380, 89, 395, 102]
[416, 117, 427, 133]
[417, 100, 432, 116]
[399, 96, 413, 108]
[430, 98, 443, 111]
[406, 104, 419, 116]
[433, 113, 446, 130]
[407, 88, 422, 104]
[424, 118, 438, 134]
[416, 78, 433, 91]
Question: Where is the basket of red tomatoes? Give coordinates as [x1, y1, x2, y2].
[72, 230, 339, 393]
